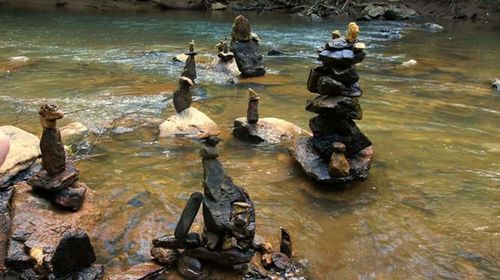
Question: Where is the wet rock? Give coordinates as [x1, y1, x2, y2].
[0, 187, 14, 265]
[69, 264, 105, 280]
[306, 95, 362, 120]
[181, 41, 197, 82]
[384, 5, 417, 20]
[28, 161, 79, 192]
[158, 107, 219, 138]
[204, 231, 220, 250]
[185, 247, 255, 266]
[210, 57, 241, 77]
[280, 227, 292, 258]
[272, 252, 290, 270]
[491, 79, 500, 91]
[109, 262, 165, 280]
[174, 192, 203, 239]
[4, 239, 33, 269]
[317, 76, 362, 97]
[422, 23, 444, 32]
[60, 122, 89, 145]
[173, 53, 188, 63]
[153, 232, 202, 249]
[51, 228, 96, 277]
[0, 126, 41, 187]
[267, 49, 283, 56]
[153, 0, 206, 9]
[231, 40, 266, 78]
[261, 252, 273, 269]
[348, 145, 373, 180]
[330, 66, 359, 85]
[150, 247, 179, 267]
[177, 255, 202, 279]
[233, 117, 306, 144]
[246, 88, 260, 124]
[54, 182, 87, 211]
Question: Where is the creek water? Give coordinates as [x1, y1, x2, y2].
[1, 8, 499, 279]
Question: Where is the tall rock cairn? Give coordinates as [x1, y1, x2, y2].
[291, 23, 374, 184]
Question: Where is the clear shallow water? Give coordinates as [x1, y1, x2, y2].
[1, 9, 499, 279]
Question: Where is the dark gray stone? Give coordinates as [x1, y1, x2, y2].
[280, 227, 292, 258]
[40, 128, 66, 175]
[181, 54, 197, 82]
[173, 77, 193, 113]
[306, 95, 362, 119]
[330, 66, 359, 85]
[4, 239, 33, 269]
[177, 255, 202, 279]
[185, 247, 255, 266]
[317, 76, 362, 97]
[153, 233, 202, 249]
[174, 192, 203, 239]
[230, 40, 265, 78]
[324, 37, 352, 50]
[247, 99, 259, 124]
[199, 146, 219, 159]
[51, 228, 96, 277]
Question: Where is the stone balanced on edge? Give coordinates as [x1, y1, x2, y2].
[28, 104, 88, 211]
[151, 136, 256, 278]
[289, 23, 374, 184]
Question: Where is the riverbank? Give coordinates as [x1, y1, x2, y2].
[0, 0, 499, 23]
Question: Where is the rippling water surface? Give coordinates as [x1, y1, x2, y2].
[1, 9, 499, 279]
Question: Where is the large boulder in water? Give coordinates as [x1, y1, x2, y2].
[153, 0, 206, 9]
[0, 126, 40, 187]
[230, 41, 265, 78]
[233, 117, 308, 144]
[159, 107, 219, 138]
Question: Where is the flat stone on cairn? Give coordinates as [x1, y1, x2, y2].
[27, 104, 88, 211]
[230, 15, 265, 78]
[289, 23, 374, 184]
[233, 89, 308, 144]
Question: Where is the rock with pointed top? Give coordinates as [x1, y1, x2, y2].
[173, 77, 194, 113]
[231, 15, 252, 42]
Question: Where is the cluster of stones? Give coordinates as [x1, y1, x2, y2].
[290, 23, 374, 184]
[150, 136, 256, 278]
[27, 104, 87, 211]
[230, 15, 265, 78]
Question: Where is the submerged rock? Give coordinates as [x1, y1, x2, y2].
[0, 126, 40, 187]
[60, 122, 89, 145]
[158, 107, 219, 138]
[422, 22, 444, 32]
[177, 255, 202, 279]
[109, 262, 165, 280]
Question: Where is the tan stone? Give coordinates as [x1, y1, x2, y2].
[329, 151, 350, 177]
[159, 107, 219, 138]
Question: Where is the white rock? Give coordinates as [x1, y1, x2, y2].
[211, 2, 226, 10]
[0, 126, 40, 186]
[422, 23, 444, 32]
[492, 79, 500, 91]
[233, 117, 309, 144]
[401, 59, 417, 67]
[173, 53, 188, 63]
[60, 122, 89, 145]
[9, 56, 29, 62]
[159, 107, 219, 138]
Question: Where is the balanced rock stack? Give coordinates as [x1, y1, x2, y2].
[151, 136, 256, 278]
[290, 23, 374, 184]
[211, 37, 240, 77]
[233, 89, 307, 144]
[28, 104, 87, 211]
[159, 43, 219, 138]
[230, 15, 265, 78]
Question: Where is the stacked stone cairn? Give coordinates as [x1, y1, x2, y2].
[230, 15, 265, 78]
[27, 104, 87, 211]
[159, 42, 219, 138]
[290, 23, 374, 184]
[150, 136, 256, 278]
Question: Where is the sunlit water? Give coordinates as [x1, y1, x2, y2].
[1, 9, 499, 279]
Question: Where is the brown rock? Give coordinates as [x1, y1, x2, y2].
[246, 88, 260, 124]
[261, 252, 273, 269]
[54, 182, 87, 211]
[329, 149, 350, 177]
[40, 128, 66, 175]
[109, 262, 165, 280]
[272, 252, 290, 270]
[231, 15, 251, 42]
[150, 247, 179, 267]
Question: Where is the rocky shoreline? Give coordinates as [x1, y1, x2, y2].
[0, 0, 498, 23]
